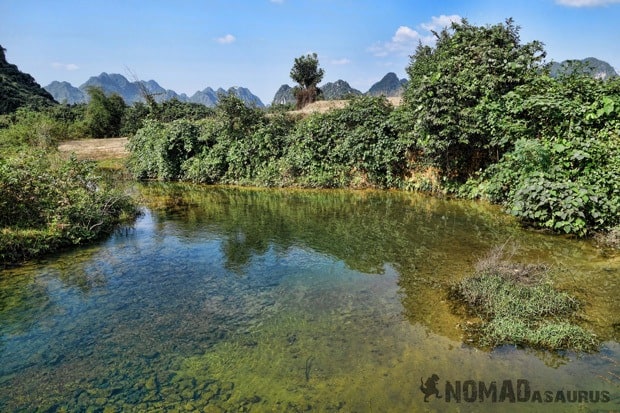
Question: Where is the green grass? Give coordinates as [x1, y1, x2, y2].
[450, 245, 599, 352]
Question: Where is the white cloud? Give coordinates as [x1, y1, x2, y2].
[51, 62, 79, 71]
[556, 0, 620, 6]
[369, 15, 462, 57]
[369, 26, 423, 57]
[331, 58, 351, 65]
[420, 14, 462, 32]
[216, 34, 236, 44]
[392, 26, 420, 43]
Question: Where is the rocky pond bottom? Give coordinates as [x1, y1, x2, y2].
[0, 184, 618, 412]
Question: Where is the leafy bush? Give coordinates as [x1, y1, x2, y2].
[403, 18, 545, 181]
[0, 108, 68, 152]
[470, 75, 620, 236]
[0, 151, 138, 265]
[127, 119, 202, 180]
[283, 96, 406, 188]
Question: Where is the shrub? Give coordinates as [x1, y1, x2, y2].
[127, 119, 202, 180]
[0, 151, 138, 265]
[283, 96, 406, 188]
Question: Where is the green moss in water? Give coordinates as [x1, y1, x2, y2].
[451, 245, 599, 352]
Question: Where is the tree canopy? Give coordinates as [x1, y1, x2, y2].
[290, 53, 325, 109]
[403, 18, 546, 180]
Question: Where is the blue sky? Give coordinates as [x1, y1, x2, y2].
[1, 0, 619, 104]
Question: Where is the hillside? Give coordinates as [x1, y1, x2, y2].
[549, 57, 618, 79]
[0, 46, 57, 114]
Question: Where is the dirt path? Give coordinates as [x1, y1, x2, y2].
[58, 137, 129, 160]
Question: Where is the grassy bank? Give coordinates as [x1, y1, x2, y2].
[0, 150, 138, 266]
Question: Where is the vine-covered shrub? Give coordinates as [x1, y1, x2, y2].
[127, 119, 202, 180]
[470, 76, 620, 236]
[0, 151, 138, 265]
[128, 95, 407, 189]
[403, 18, 546, 181]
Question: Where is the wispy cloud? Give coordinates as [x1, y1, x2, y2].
[369, 14, 462, 57]
[270, 0, 284, 3]
[331, 58, 351, 65]
[216, 34, 236, 44]
[556, 0, 620, 6]
[421, 14, 462, 32]
[51, 62, 79, 71]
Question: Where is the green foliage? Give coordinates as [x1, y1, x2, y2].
[404, 18, 545, 180]
[290, 53, 325, 89]
[450, 246, 598, 352]
[284, 96, 406, 188]
[127, 119, 202, 180]
[121, 102, 150, 137]
[127, 95, 406, 189]
[0, 151, 138, 265]
[0, 108, 69, 152]
[84, 87, 126, 138]
[470, 75, 620, 236]
[290, 53, 325, 109]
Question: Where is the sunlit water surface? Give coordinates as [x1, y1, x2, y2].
[0, 184, 618, 412]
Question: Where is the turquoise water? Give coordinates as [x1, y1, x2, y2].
[0, 184, 618, 412]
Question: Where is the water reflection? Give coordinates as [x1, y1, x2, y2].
[0, 183, 617, 412]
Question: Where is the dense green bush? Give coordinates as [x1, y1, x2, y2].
[0, 151, 138, 265]
[403, 18, 545, 181]
[0, 108, 72, 152]
[284, 96, 406, 188]
[128, 95, 406, 188]
[127, 119, 202, 180]
[468, 75, 620, 236]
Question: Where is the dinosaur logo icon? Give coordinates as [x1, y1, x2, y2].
[420, 374, 442, 402]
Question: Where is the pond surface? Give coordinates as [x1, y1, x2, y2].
[0, 184, 618, 412]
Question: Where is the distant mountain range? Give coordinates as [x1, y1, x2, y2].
[31, 57, 618, 111]
[44, 73, 265, 107]
[272, 72, 408, 106]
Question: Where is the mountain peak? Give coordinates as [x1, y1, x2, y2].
[367, 72, 408, 97]
[549, 57, 618, 80]
[0, 44, 56, 114]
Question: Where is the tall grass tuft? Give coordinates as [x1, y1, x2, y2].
[450, 244, 599, 352]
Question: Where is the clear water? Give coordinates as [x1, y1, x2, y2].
[0, 184, 618, 412]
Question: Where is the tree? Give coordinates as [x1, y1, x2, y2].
[290, 53, 325, 109]
[84, 87, 126, 138]
[403, 18, 546, 181]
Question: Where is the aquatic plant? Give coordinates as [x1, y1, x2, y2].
[450, 245, 599, 352]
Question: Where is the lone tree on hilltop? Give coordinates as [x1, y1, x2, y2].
[290, 53, 324, 109]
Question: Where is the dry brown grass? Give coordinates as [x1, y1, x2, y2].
[58, 137, 129, 161]
[289, 97, 402, 116]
